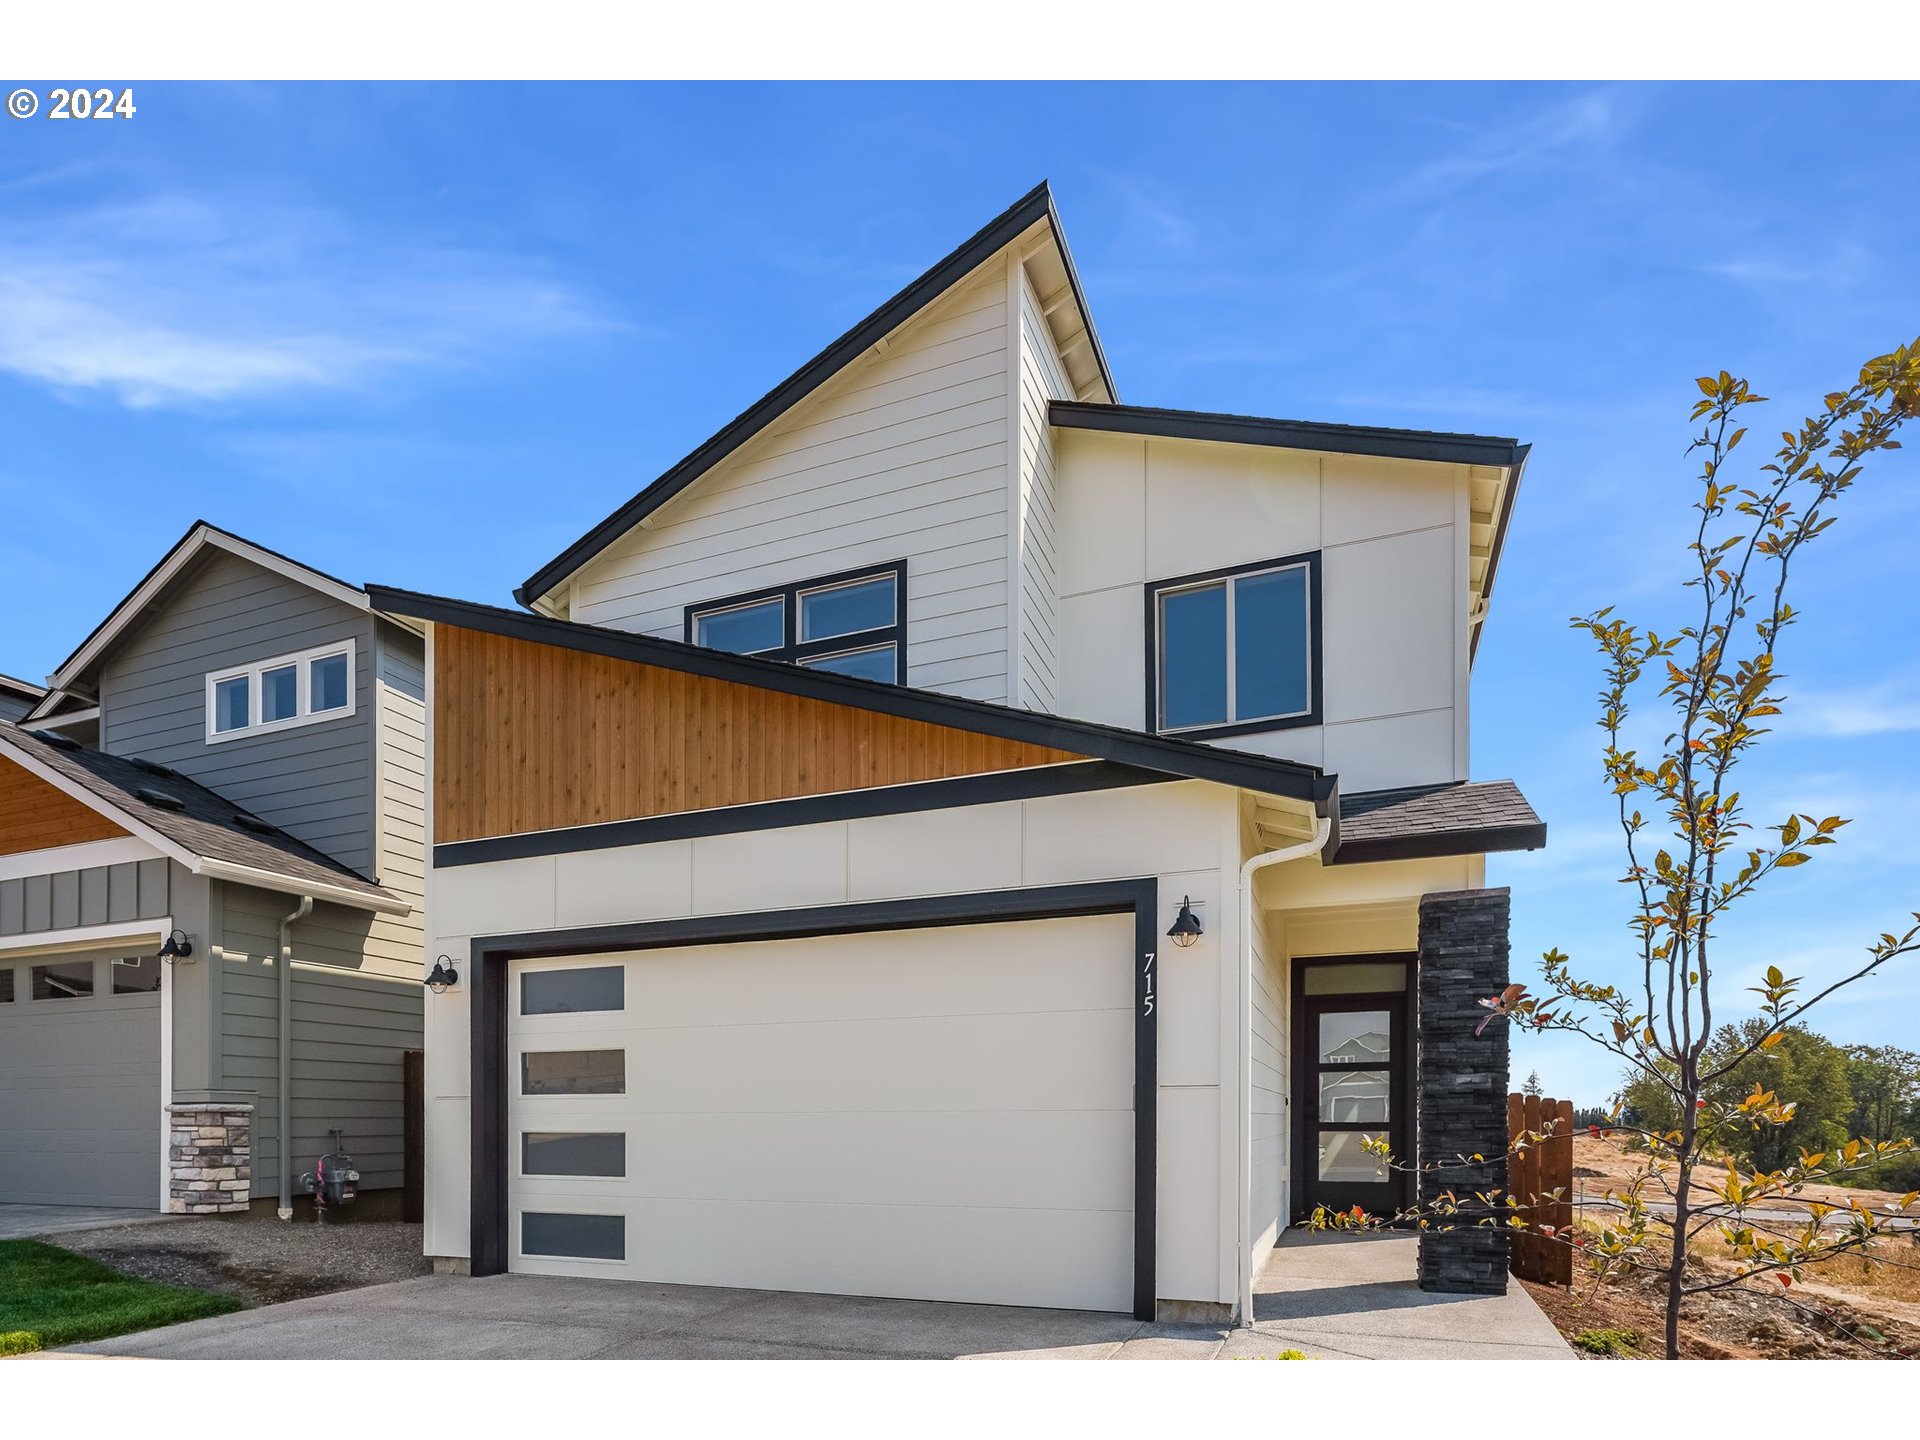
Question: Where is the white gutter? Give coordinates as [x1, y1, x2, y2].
[1235, 815, 1333, 1325]
[197, 858, 411, 916]
[277, 894, 313, 1220]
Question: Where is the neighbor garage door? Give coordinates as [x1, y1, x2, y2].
[505, 914, 1136, 1312]
[0, 949, 163, 1207]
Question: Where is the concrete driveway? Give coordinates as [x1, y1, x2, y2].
[0, 1205, 174, 1241]
[54, 1231, 1572, 1360]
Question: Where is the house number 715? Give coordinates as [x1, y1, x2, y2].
[1142, 951, 1156, 1016]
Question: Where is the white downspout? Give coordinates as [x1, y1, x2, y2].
[1236, 816, 1332, 1325]
[277, 895, 313, 1220]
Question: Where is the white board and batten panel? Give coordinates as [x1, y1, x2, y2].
[505, 917, 1137, 1312]
[569, 264, 1017, 704]
[1052, 429, 1473, 793]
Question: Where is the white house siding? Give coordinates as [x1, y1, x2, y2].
[213, 883, 424, 1195]
[569, 264, 1016, 704]
[1012, 263, 1070, 712]
[424, 780, 1250, 1313]
[1054, 430, 1472, 794]
[1248, 896, 1289, 1252]
[368, 626, 428, 981]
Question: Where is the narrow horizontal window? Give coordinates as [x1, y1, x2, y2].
[1150, 555, 1318, 736]
[520, 965, 625, 1016]
[522, 1132, 626, 1177]
[32, 961, 94, 1000]
[205, 639, 356, 743]
[522, 1211, 625, 1261]
[522, 1049, 625, 1096]
[687, 562, 905, 682]
[112, 956, 163, 995]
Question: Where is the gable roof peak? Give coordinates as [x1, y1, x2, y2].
[516, 181, 1115, 610]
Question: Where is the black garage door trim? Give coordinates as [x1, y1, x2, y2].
[468, 878, 1161, 1320]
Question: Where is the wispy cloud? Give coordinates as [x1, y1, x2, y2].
[1394, 88, 1635, 200]
[0, 194, 621, 408]
[1782, 680, 1920, 739]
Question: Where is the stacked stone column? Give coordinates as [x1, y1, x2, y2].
[166, 1102, 253, 1214]
[1416, 888, 1511, 1294]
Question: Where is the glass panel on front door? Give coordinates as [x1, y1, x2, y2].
[1298, 995, 1405, 1219]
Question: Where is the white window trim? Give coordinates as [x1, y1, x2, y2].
[204, 638, 357, 744]
[1155, 560, 1315, 734]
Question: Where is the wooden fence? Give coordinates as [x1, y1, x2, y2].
[1506, 1093, 1574, 1285]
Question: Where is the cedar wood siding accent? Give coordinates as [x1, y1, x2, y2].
[568, 265, 1017, 704]
[97, 548, 378, 875]
[0, 757, 129, 856]
[434, 624, 1085, 845]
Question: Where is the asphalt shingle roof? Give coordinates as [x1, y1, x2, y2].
[0, 722, 398, 907]
[1334, 779, 1546, 863]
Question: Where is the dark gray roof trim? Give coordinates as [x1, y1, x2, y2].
[367, 584, 1335, 813]
[1331, 779, 1545, 865]
[1049, 401, 1526, 469]
[0, 672, 45, 701]
[516, 181, 1115, 608]
[0, 722, 399, 905]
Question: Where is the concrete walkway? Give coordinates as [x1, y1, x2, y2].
[53, 1229, 1571, 1360]
[0, 1205, 174, 1241]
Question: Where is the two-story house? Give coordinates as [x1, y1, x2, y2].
[0, 523, 426, 1217]
[375, 182, 1544, 1322]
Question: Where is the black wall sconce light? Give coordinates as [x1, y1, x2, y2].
[158, 930, 195, 964]
[1166, 897, 1204, 949]
[425, 955, 460, 994]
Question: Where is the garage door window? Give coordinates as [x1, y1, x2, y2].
[522, 1050, 625, 1095]
[522, 1211, 625, 1261]
[522, 1132, 626, 1177]
[32, 960, 94, 1000]
[521, 966, 624, 1016]
[0, 968, 12, 1002]
[112, 956, 162, 995]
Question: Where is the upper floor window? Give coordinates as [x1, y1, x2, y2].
[205, 639, 356, 743]
[1148, 554, 1320, 738]
[685, 563, 905, 684]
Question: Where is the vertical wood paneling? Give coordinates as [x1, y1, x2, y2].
[433, 625, 1086, 845]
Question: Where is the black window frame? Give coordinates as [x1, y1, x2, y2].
[683, 560, 907, 683]
[1143, 550, 1323, 740]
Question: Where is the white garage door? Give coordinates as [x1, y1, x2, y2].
[506, 914, 1136, 1312]
[0, 951, 162, 1207]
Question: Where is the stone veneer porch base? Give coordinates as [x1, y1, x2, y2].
[166, 1102, 253, 1214]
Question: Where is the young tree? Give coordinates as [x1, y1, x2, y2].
[1524, 1069, 1544, 1097]
[1321, 342, 1920, 1359]
[1517, 340, 1920, 1356]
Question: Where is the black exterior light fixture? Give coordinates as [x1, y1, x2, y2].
[425, 955, 461, 994]
[158, 930, 195, 964]
[1166, 897, 1204, 949]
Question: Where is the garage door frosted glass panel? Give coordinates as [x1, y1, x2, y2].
[522, 1050, 625, 1095]
[520, 966, 624, 1016]
[522, 1132, 626, 1177]
[522, 1211, 625, 1260]
[506, 915, 1135, 1312]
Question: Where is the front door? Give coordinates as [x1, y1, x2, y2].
[1291, 957, 1414, 1222]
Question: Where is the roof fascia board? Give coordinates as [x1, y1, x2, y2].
[515, 181, 1116, 608]
[196, 857, 412, 915]
[368, 584, 1334, 812]
[1470, 443, 1531, 664]
[1049, 400, 1525, 470]
[50, 522, 370, 691]
[1330, 821, 1548, 866]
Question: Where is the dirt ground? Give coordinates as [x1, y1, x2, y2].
[1568, 1134, 1910, 1214]
[56, 1213, 431, 1306]
[1524, 1136, 1920, 1358]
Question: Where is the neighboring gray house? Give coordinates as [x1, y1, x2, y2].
[0, 673, 44, 724]
[0, 522, 425, 1214]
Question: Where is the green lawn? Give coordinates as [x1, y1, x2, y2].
[0, 1239, 243, 1356]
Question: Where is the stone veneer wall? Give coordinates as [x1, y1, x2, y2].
[1416, 888, 1511, 1295]
[166, 1102, 253, 1214]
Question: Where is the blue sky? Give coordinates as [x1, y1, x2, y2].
[3, 82, 1916, 1101]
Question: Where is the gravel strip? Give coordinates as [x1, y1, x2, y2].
[54, 1215, 431, 1306]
